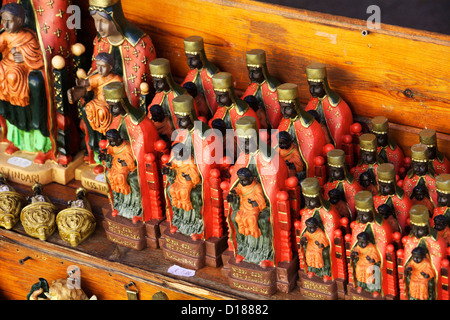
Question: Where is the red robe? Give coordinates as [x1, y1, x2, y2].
[305, 96, 353, 149]
[275, 116, 326, 178]
[91, 35, 157, 107]
[377, 144, 404, 174]
[431, 154, 450, 175]
[242, 81, 282, 129]
[182, 68, 218, 114]
[403, 173, 437, 207]
[323, 178, 363, 221]
[228, 149, 291, 265]
[373, 192, 412, 235]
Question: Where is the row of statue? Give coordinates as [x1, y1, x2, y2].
[0, 0, 449, 300]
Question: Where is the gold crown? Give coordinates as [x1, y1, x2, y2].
[305, 63, 327, 82]
[103, 81, 127, 102]
[327, 149, 345, 167]
[436, 174, 450, 194]
[276, 83, 298, 103]
[184, 36, 204, 54]
[235, 116, 258, 138]
[355, 191, 374, 212]
[377, 163, 396, 183]
[301, 177, 321, 198]
[246, 49, 266, 67]
[212, 72, 233, 92]
[89, 0, 120, 8]
[371, 116, 389, 134]
[359, 133, 377, 152]
[409, 205, 430, 226]
[411, 143, 429, 162]
[150, 58, 171, 78]
[419, 129, 437, 147]
[173, 94, 194, 116]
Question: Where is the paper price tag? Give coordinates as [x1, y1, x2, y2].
[7, 157, 32, 168]
[168, 265, 196, 277]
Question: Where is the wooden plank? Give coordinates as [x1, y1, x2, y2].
[109, 0, 450, 157]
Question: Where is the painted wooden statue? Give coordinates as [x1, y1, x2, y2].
[432, 174, 450, 225]
[370, 116, 404, 174]
[274, 83, 326, 179]
[241, 49, 282, 130]
[295, 177, 347, 299]
[397, 205, 449, 300]
[345, 191, 398, 299]
[419, 129, 450, 175]
[323, 149, 363, 221]
[304, 63, 353, 149]
[403, 143, 437, 208]
[0, 1, 78, 165]
[373, 163, 412, 236]
[353, 133, 384, 192]
[222, 116, 297, 295]
[181, 35, 219, 118]
[209, 72, 260, 130]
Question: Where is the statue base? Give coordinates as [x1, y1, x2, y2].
[159, 226, 228, 270]
[345, 283, 396, 300]
[102, 205, 146, 250]
[298, 272, 339, 300]
[75, 163, 108, 195]
[145, 218, 166, 249]
[221, 251, 298, 296]
[0, 143, 84, 186]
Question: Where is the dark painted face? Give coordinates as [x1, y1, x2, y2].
[330, 166, 345, 181]
[437, 191, 450, 207]
[1, 11, 22, 33]
[238, 174, 254, 187]
[361, 150, 377, 164]
[412, 161, 428, 176]
[186, 53, 203, 70]
[308, 81, 326, 99]
[379, 181, 394, 196]
[357, 238, 369, 249]
[412, 225, 428, 239]
[247, 66, 264, 83]
[176, 115, 193, 130]
[357, 210, 373, 224]
[305, 196, 321, 210]
[153, 77, 170, 93]
[280, 102, 297, 119]
[238, 136, 258, 154]
[375, 133, 388, 147]
[278, 137, 291, 150]
[215, 91, 232, 107]
[426, 146, 437, 160]
[109, 102, 124, 117]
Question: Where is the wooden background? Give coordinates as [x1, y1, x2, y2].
[75, 0, 450, 159]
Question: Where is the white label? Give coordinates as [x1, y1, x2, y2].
[167, 265, 196, 277]
[95, 174, 106, 183]
[7, 157, 32, 168]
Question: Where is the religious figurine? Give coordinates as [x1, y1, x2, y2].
[160, 93, 226, 269]
[276, 131, 304, 178]
[403, 143, 437, 207]
[148, 104, 175, 143]
[378, 204, 401, 234]
[411, 185, 435, 217]
[433, 215, 450, 246]
[370, 116, 405, 174]
[432, 174, 450, 224]
[56, 188, 96, 247]
[221, 116, 297, 295]
[328, 188, 351, 220]
[0, 173, 26, 229]
[21, 183, 58, 241]
[209, 72, 260, 130]
[241, 49, 282, 130]
[148, 58, 196, 130]
[274, 83, 326, 179]
[373, 163, 412, 236]
[181, 36, 219, 118]
[397, 205, 448, 300]
[0, 0, 79, 166]
[68, 52, 122, 164]
[101, 82, 164, 250]
[345, 191, 398, 299]
[304, 63, 353, 149]
[28, 277, 97, 300]
[353, 133, 383, 190]
[295, 177, 347, 299]
[419, 129, 450, 175]
[323, 149, 363, 220]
